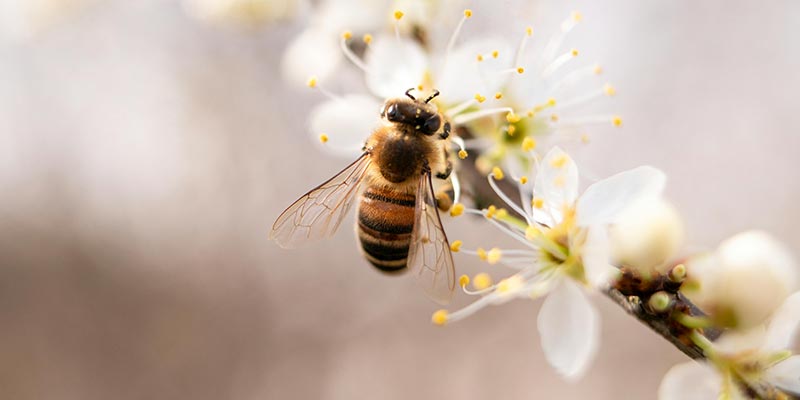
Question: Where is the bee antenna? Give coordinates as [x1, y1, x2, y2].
[424, 89, 440, 103]
[405, 88, 416, 100]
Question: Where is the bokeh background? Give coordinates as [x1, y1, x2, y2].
[1, 0, 799, 399]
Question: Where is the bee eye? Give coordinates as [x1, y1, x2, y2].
[422, 115, 441, 135]
[385, 104, 400, 121]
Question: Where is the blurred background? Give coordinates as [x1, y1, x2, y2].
[1, 0, 798, 399]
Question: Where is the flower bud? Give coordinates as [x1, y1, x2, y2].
[684, 231, 797, 330]
[609, 199, 684, 274]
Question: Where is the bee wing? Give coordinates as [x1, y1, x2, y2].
[270, 153, 371, 248]
[407, 170, 456, 304]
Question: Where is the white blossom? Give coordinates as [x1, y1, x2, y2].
[609, 198, 684, 274]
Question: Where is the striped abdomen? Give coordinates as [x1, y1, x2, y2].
[357, 186, 415, 273]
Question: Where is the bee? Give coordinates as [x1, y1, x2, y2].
[270, 89, 456, 304]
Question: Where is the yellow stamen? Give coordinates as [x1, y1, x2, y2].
[522, 137, 536, 151]
[495, 208, 508, 219]
[531, 197, 544, 209]
[603, 83, 616, 96]
[487, 248, 502, 264]
[450, 240, 463, 252]
[581, 134, 590, 143]
[393, 10, 404, 20]
[497, 275, 524, 294]
[507, 125, 516, 136]
[506, 112, 521, 123]
[547, 97, 557, 106]
[307, 76, 318, 88]
[519, 176, 528, 184]
[572, 11, 583, 22]
[450, 203, 465, 217]
[550, 154, 569, 168]
[550, 114, 559, 122]
[492, 50, 499, 58]
[341, 30, 352, 40]
[472, 273, 492, 290]
[612, 116, 623, 127]
[476, 54, 484, 62]
[526, 110, 535, 118]
[525, 225, 541, 240]
[362, 34, 373, 44]
[318, 134, 329, 143]
[463, 9, 473, 18]
[492, 166, 504, 180]
[593, 64, 603, 75]
[485, 205, 497, 219]
[474, 93, 486, 103]
[516, 67, 525, 74]
[494, 92, 503, 100]
[570, 48, 579, 57]
[431, 309, 448, 326]
[459, 274, 470, 287]
[526, 26, 533, 36]
[477, 247, 488, 261]
[458, 149, 468, 159]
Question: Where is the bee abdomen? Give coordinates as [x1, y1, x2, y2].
[357, 186, 415, 273]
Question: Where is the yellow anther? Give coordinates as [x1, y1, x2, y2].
[487, 248, 502, 264]
[341, 30, 352, 40]
[431, 309, 449, 326]
[525, 225, 541, 240]
[463, 9, 473, 18]
[572, 11, 583, 22]
[612, 115, 623, 127]
[477, 247, 488, 261]
[506, 125, 516, 136]
[519, 176, 528, 184]
[526, 110, 535, 118]
[318, 133, 329, 143]
[474, 93, 486, 103]
[550, 114, 559, 122]
[393, 10, 404, 20]
[603, 83, 616, 96]
[570, 48, 579, 57]
[450, 240, 463, 252]
[492, 166, 504, 180]
[531, 197, 544, 209]
[547, 98, 557, 106]
[417, 84, 424, 91]
[550, 154, 569, 168]
[581, 134, 590, 143]
[459, 274, 470, 287]
[476, 54, 484, 62]
[593, 64, 603, 75]
[495, 208, 508, 219]
[362, 34, 373, 44]
[485, 205, 497, 219]
[450, 203, 465, 217]
[472, 273, 493, 290]
[492, 50, 499, 58]
[526, 26, 533, 36]
[494, 92, 503, 100]
[458, 149, 468, 159]
[522, 137, 536, 152]
[516, 67, 525, 74]
[506, 112, 521, 123]
[306, 76, 318, 88]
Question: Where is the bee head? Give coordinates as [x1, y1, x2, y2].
[380, 89, 442, 136]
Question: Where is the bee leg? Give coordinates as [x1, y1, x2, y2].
[434, 190, 453, 212]
[438, 122, 451, 140]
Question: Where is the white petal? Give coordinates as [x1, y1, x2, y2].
[767, 355, 800, 395]
[576, 166, 666, 227]
[282, 27, 342, 88]
[314, 0, 389, 33]
[533, 147, 578, 226]
[537, 278, 599, 380]
[764, 292, 800, 351]
[582, 226, 615, 288]
[309, 95, 382, 158]
[364, 35, 428, 98]
[658, 361, 722, 400]
[435, 38, 513, 104]
[713, 326, 766, 355]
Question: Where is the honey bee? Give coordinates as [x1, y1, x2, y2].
[271, 89, 456, 304]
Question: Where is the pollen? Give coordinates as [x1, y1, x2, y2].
[431, 309, 449, 326]
[472, 273, 492, 290]
[463, 9, 473, 18]
[547, 98, 557, 106]
[570, 48, 579, 57]
[393, 10, 404, 20]
[459, 274, 470, 287]
[487, 248, 502, 264]
[550, 154, 569, 168]
[477, 247, 488, 261]
[506, 125, 516, 136]
[519, 176, 528, 184]
[497, 276, 524, 294]
[581, 134, 590, 143]
[485, 205, 497, 219]
[525, 225, 541, 240]
[306, 76, 318, 88]
[318, 133, 329, 143]
[526, 26, 533, 36]
[571, 11, 583, 22]
[526, 110, 535, 118]
[492, 50, 499, 58]
[492, 166, 504, 180]
[506, 112, 521, 123]
[531, 197, 544, 209]
[612, 115, 623, 127]
[362, 34, 373, 44]
[451, 240, 463, 252]
[476, 54, 484, 62]
[516, 67, 525, 74]
[450, 203, 465, 217]
[593, 64, 603, 75]
[495, 208, 508, 219]
[417, 84, 424, 91]
[550, 114, 559, 122]
[474, 93, 486, 103]
[522, 137, 536, 152]
[494, 92, 503, 100]
[603, 83, 616, 96]
[458, 149, 468, 159]
[341, 30, 352, 40]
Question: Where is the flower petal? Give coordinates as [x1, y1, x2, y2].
[309, 95, 382, 158]
[436, 38, 514, 104]
[764, 292, 800, 352]
[767, 355, 800, 395]
[713, 326, 766, 356]
[582, 226, 615, 288]
[281, 27, 342, 88]
[364, 35, 428, 99]
[533, 147, 578, 226]
[576, 166, 666, 227]
[537, 278, 599, 380]
[658, 361, 723, 400]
